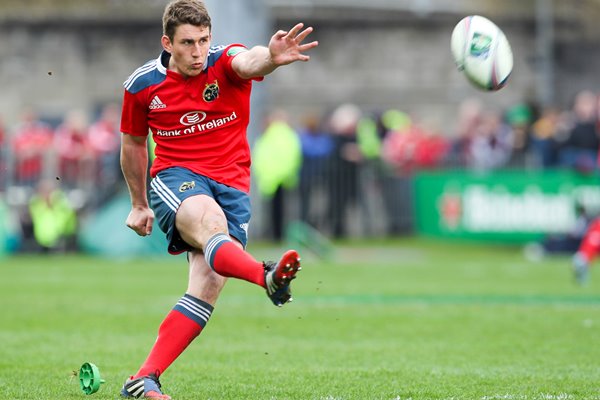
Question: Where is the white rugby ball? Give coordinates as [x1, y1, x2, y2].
[451, 15, 513, 91]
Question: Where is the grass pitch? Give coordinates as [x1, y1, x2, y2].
[1, 237, 599, 399]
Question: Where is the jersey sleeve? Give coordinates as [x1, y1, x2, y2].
[120, 89, 149, 136]
[221, 43, 265, 84]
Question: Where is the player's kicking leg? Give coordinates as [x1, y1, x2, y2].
[202, 232, 302, 306]
[264, 249, 302, 306]
[154, 171, 305, 306]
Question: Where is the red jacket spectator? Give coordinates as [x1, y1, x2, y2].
[11, 109, 54, 185]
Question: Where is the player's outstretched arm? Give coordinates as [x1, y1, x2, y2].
[120, 133, 154, 236]
[232, 23, 318, 79]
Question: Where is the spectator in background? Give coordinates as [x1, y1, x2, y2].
[356, 110, 386, 162]
[382, 115, 449, 175]
[449, 97, 484, 167]
[11, 108, 54, 186]
[597, 90, 600, 142]
[465, 110, 513, 171]
[0, 116, 5, 188]
[54, 109, 94, 188]
[363, 109, 411, 160]
[27, 179, 77, 252]
[505, 103, 535, 168]
[252, 110, 302, 242]
[559, 90, 599, 173]
[327, 103, 363, 238]
[530, 106, 568, 168]
[88, 103, 121, 196]
[297, 112, 333, 229]
[360, 109, 413, 235]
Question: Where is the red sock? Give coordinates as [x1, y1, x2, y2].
[204, 233, 265, 287]
[135, 295, 213, 378]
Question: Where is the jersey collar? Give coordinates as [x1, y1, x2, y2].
[158, 51, 169, 75]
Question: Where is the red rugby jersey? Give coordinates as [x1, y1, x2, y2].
[121, 44, 261, 193]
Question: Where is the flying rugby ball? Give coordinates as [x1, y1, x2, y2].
[451, 15, 513, 91]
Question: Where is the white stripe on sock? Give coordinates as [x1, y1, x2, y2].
[204, 234, 230, 264]
[178, 297, 211, 320]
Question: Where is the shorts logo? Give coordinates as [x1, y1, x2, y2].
[180, 111, 207, 126]
[179, 181, 196, 192]
[203, 80, 220, 102]
[240, 223, 249, 235]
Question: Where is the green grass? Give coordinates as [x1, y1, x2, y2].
[1, 237, 600, 399]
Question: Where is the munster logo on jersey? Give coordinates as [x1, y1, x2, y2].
[179, 181, 196, 192]
[203, 80, 219, 102]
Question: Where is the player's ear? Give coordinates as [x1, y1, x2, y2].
[161, 35, 173, 52]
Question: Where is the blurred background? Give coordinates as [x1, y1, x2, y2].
[1, 0, 600, 258]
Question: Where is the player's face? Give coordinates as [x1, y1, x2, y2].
[162, 24, 211, 78]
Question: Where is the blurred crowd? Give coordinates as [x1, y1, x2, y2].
[0, 104, 122, 192]
[449, 90, 600, 172]
[0, 103, 122, 252]
[2, 89, 600, 252]
[254, 89, 600, 241]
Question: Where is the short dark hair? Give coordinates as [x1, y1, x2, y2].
[162, 0, 211, 40]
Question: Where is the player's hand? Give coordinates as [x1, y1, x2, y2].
[269, 23, 318, 66]
[126, 206, 154, 236]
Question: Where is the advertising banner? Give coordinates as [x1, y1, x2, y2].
[413, 170, 600, 242]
